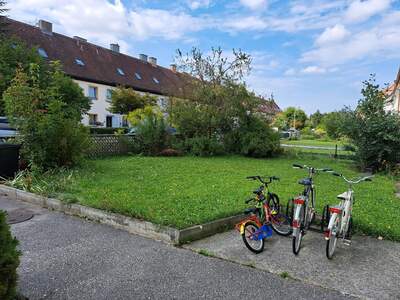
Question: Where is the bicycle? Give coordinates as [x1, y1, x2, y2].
[323, 172, 373, 259]
[236, 175, 292, 254]
[291, 164, 331, 255]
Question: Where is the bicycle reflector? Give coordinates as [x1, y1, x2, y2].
[292, 219, 300, 228]
[329, 207, 342, 214]
[294, 197, 305, 205]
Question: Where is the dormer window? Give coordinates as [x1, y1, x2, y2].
[75, 58, 85, 66]
[117, 68, 125, 76]
[38, 48, 48, 58]
[135, 72, 142, 80]
[152, 77, 159, 84]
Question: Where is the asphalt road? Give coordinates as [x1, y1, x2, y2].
[0, 196, 352, 300]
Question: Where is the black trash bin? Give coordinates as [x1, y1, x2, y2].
[0, 143, 21, 179]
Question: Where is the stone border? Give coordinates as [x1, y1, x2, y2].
[0, 185, 244, 244]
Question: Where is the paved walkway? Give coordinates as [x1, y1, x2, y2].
[0, 196, 351, 300]
[185, 229, 400, 299]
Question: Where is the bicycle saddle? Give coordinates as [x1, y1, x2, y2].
[298, 178, 311, 186]
[337, 191, 351, 200]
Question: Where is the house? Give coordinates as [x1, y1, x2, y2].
[5, 18, 187, 128]
[5, 18, 281, 128]
[257, 96, 281, 121]
[384, 67, 400, 113]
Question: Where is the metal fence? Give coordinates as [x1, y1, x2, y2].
[87, 134, 136, 158]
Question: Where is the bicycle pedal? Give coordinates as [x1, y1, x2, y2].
[343, 239, 352, 246]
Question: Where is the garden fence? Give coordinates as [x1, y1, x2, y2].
[87, 134, 136, 158]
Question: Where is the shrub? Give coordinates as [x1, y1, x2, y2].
[3, 62, 91, 170]
[89, 127, 128, 135]
[182, 136, 225, 156]
[0, 211, 20, 300]
[239, 118, 281, 158]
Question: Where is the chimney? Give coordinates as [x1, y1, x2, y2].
[148, 57, 157, 66]
[38, 20, 52, 34]
[74, 36, 87, 43]
[110, 43, 120, 53]
[170, 64, 177, 72]
[139, 54, 148, 62]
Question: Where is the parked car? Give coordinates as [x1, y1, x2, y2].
[280, 128, 300, 140]
[0, 117, 18, 141]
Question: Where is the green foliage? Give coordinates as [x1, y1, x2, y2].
[89, 127, 128, 134]
[131, 106, 168, 155]
[0, 210, 20, 300]
[273, 107, 307, 130]
[309, 110, 323, 128]
[341, 75, 400, 170]
[3, 62, 90, 170]
[180, 136, 225, 156]
[320, 111, 345, 139]
[0, 37, 47, 115]
[109, 87, 156, 115]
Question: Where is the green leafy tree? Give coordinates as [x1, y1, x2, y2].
[273, 107, 307, 130]
[0, 210, 20, 300]
[320, 111, 344, 139]
[309, 110, 324, 128]
[0, 37, 46, 115]
[3, 62, 90, 169]
[341, 75, 400, 170]
[109, 87, 156, 115]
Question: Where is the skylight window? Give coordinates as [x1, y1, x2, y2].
[37, 48, 48, 58]
[135, 72, 142, 80]
[75, 58, 85, 66]
[117, 68, 125, 76]
[152, 77, 160, 84]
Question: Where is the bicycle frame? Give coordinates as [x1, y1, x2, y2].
[325, 189, 353, 240]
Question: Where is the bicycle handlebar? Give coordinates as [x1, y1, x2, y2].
[292, 164, 332, 172]
[246, 175, 279, 183]
[331, 172, 373, 184]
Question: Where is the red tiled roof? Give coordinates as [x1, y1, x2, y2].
[258, 99, 281, 115]
[384, 67, 400, 97]
[5, 18, 187, 97]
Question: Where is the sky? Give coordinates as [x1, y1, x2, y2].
[6, 0, 400, 114]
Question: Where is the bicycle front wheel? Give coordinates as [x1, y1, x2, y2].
[242, 222, 265, 254]
[292, 230, 303, 255]
[271, 213, 292, 236]
[326, 218, 339, 259]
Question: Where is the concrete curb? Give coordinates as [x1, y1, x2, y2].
[0, 185, 243, 244]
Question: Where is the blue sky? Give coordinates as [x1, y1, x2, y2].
[7, 0, 400, 114]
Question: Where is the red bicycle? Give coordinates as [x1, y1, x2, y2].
[236, 176, 292, 254]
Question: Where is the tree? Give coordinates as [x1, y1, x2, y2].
[320, 111, 344, 139]
[309, 110, 324, 128]
[109, 86, 156, 115]
[341, 75, 400, 170]
[273, 107, 307, 130]
[0, 37, 46, 115]
[3, 62, 90, 169]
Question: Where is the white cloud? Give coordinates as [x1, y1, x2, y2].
[239, 0, 268, 10]
[187, 0, 211, 10]
[224, 16, 267, 31]
[284, 68, 296, 76]
[316, 24, 350, 45]
[301, 66, 326, 74]
[345, 0, 392, 23]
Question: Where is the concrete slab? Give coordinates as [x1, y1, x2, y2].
[184, 229, 400, 299]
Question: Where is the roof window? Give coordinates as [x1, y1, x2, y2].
[152, 77, 160, 84]
[75, 58, 85, 66]
[117, 68, 125, 76]
[135, 72, 142, 80]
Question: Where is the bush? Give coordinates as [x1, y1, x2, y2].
[158, 148, 182, 157]
[89, 127, 128, 135]
[3, 62, 91, 170]
[181, 136, 225, 156]
[0, 211, 20, 300]
[239, 118, 281, 158]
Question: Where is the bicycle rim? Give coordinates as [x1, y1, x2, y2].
[242, 223, 264, 253]
[326, 235, 338, 259]
[292, 230, 303, 255]
[271, 213, 292, 236]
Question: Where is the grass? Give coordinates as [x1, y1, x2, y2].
[282, 139, 354, 156]
[19, 155, 400, 241]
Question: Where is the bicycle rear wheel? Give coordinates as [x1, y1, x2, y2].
[271, 213, 292, 236]
[242, 222, 265, 254]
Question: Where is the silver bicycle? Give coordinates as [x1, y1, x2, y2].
[291, 164, 331, 255]
[324, 172, 373, 259]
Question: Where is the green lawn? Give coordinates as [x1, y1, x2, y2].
[283, 139, 345, 147]
[282, 139, 353, 156]
[44, 155, 400, 240]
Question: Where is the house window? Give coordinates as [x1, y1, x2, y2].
[117, 68, 125, 76]
[135, 72, 142, 80]
[75, 58, 85, 66]
[88, 114, 98, 126]
[88, 86, 98, 100]
[37, 48, 48, 58]
[152, 77, 160, 84]
[106, 89, 113, 100]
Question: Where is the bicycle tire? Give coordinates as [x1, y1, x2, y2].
[241, 221, 265, 254]
[271, 213, 292, 236]
[326, 216, 339, 259]
[292, 204, 305, 255]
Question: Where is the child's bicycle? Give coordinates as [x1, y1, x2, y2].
[235, 175, 292, 254]
[322, 171, 373, 259]
[291, 164, 332, 255]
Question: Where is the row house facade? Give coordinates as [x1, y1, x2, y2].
[5, 18, 280, 128]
